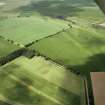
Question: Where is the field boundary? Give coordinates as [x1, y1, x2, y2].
[0, 48, 27, 66]
[0, 36, 24, 48]
[25, 23, 72, 47]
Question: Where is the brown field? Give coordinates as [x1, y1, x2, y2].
[91, 72, 105, 105]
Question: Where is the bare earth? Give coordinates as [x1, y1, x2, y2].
[91, 72, 105, 105]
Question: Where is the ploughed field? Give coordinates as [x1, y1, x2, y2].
[0, 56, 86, 105]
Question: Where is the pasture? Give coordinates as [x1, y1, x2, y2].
[0, 0, 105, 104]
[0, 56, 86, 105]
[29, 25, 105, 76]
[0, 17, 68, 45]
[0, 0, 104, 46]
[28, 0, 105, 78]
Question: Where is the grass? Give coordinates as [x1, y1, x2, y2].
[0, 37, 19, 58]
[69, 6, 105, 22]
[0, 0, 104, 46]
[0, 0, 105, 104]
[0, 56, 86, 105]
[29, 25, 105, 76]
[0, 17, 68, 45]
[29, 24, 105, 97]
[0, 76, 60, 105]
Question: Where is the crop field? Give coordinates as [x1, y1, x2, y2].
[0, 17, 68, 45]
[0, 37, 19, 58]
[0, 56, 86, 105]
[0, 0, 69, 45]
[0, 0, 105, 105]
[29, 25, 105, 76]
[0, 0, 105, 46]
[28, 0, 105, 77]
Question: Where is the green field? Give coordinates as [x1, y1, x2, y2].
[0, 0, 105, 104]
[0, 37, 19, 58]
[0, 0, 105, 46]
[29, 24, 105, 76]
[0, 56, 86, 105]
[0, 17, 68, 45]
[28, 0, 105, 77]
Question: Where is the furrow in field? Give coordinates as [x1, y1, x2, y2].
[12, 56, 82, 95]
[0, 94, 24, 105]
[9, 75, 64, 105]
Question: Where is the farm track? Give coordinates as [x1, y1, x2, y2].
[82, 77, 89, 105]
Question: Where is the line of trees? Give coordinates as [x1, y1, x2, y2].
[25, 24, 72, 48]
[0, 48, 26, 66]
[0, 48, 36, 66]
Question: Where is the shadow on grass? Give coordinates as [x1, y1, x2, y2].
[69, 53, 105, 76]
[95, 0, 105, 14]
[65, 53, 105, 105]
[58, 84, 81, 105]
[1, 53, 105, 105]
[0, 100, 11, 105]
[86, 38, 105, 48]
[77, 30, 105, 48]
[14, 0, 96, 19]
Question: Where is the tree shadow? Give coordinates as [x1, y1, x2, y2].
[86, 38, 105, 48]
[0, 100, 12, 105]
[66, 53, 105, 105]
[58, 87, 81, 105]
[14, 0, 95, 19]
[65, 53, 105, 90]
[69, 53, 105, 76]
[95, 0, 105, 14]
[78, 30, 105, 48]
